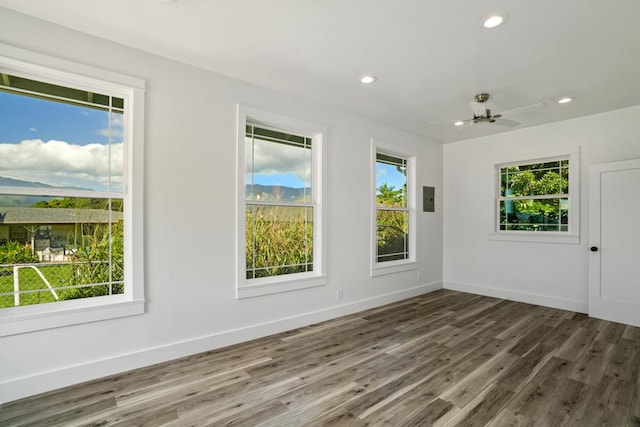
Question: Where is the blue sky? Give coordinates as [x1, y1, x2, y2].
[246, 135, 405, 190]
[376, 162, 406, 192]
[252, 173, 305, 188]
[0, 90, 122, 191]
[1, 89, 405, 193]
[247, 136, 311, 189]
[250, 163, 405, 190]
[0, 91, 111, 145]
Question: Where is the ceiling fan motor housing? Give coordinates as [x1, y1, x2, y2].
[474, 93, 490, 103]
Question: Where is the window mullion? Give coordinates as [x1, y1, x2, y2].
[376, 206, 410, 212]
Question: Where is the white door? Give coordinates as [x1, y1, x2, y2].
[589, 158, 640, 327]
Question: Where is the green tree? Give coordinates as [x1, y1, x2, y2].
[502, 162, 568, 230]
[376, 184, 408, 262]
[32, 197, 123, 212]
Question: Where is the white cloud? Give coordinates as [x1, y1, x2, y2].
[0, 139, 123, 191]
[29, 127, 37, 132]
[247, 137, 310, 184]
[98, 114, 124, 139]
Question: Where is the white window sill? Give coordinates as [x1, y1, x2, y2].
[489, 232, 580, 245]
[0, 296, 145, 337]
[371, 261, 418, 277]
[237, 274, 327, 299]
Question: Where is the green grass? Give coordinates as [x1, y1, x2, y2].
[0, 264, 122, 309]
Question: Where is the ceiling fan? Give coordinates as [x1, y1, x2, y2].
[426, 94, 546, 129]
[466, 93, 521, 127]
[464, 93, 547, 127]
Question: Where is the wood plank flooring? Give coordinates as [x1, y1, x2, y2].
[2, 290, 640, 426]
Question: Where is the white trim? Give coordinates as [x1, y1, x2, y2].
[492, 146, 580, 166]
[371, 261, 419, 277]
[489, 232, 579, 244]
[237, 275, 327, 299]
[371, 139, 417, 273]
[443, 280, 588, 313]
[0, 298, 144, 337]
[0, 280, 442, 404]
[236, 105, 327, 298]
[0, 43, 145, 92]
[0, 44, 145, 334]
[490, 146, 580, 244]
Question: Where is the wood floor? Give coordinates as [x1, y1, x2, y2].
[2, 290, 640, 426]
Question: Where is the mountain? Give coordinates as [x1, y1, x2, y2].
[245, 184, 311, 202]
[0, 176, 92, 207]
[0, 176, 91, 191]
[0, 176, 57, 189]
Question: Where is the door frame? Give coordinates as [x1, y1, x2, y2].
[588, 158, 640, 327]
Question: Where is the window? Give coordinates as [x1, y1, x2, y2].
[0, 44, 145, 336]
[499, 159, 569, 231]
[493, 147, 580, 244]
[372, 141, 416, 276]
[237, 106, 326, 298]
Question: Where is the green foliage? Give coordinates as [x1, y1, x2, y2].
[377, 183, 405, 207]
[246, 206, 313, 278]
[0, 241, 39, 264]
[32, 197, 123, 212]
[376, 184, 408, 262]
[501, 161, 569, 231]
[62, 221, 124, 300]
[508, 170, 567, 197]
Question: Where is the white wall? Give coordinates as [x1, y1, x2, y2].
[0, 9, 443, 403]
[443, 105, 640, 311]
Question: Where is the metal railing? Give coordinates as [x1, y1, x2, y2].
[0, 261, 123, 308]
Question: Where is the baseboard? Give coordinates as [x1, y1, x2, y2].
[0, 281, 442, 404]
[443, 280, 588, 314]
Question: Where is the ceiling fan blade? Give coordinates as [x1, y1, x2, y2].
[500, 102, 547, 116]
[470, 102, 487, 117]
[493, 118, 521, 127]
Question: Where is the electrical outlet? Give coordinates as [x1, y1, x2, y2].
[337, 289, 344, 300]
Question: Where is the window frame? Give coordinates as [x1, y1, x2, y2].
[490, 147, 580, 244]
[236, 105, 327, 298]
[371, 139, 417, 276]
[0, 43, 145, 336]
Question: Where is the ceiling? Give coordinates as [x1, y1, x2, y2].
[1, 0, 639, 143]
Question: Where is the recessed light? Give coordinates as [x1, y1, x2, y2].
[558, 97, 573, 104]
[360, 75, 377, 84]
[454, 121, 464, 126]
[483, 13, 508, 28]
